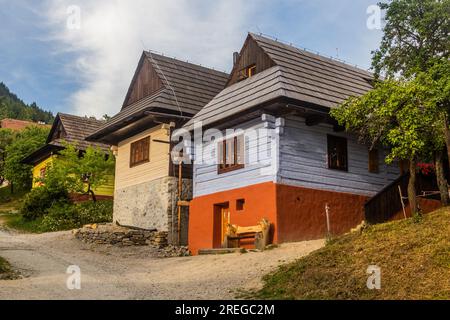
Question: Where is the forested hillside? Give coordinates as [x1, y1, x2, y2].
[0, 82, 54, 124]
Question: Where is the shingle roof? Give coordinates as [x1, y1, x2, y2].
[88, 52, 229, 141]
[22, 113, 110, 165]
[185, 33, 374, 130]
[50, 113, 110, 151]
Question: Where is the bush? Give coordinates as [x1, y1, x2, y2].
[77, 200, 113, 225]
[40, 200, 113, 232]
[19, 186, 69, 220]
[40, 202, 80, 232]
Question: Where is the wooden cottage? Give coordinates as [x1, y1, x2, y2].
[86, 51, 228, 244]
[22, 113, 114, 199]
[184, 33, 401, 254]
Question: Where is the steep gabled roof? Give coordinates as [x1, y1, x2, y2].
[185, 33, 374, 130]
[22, 113, 110, 165]
[48, 113, 110, 151]
[88, 52, 229, 143]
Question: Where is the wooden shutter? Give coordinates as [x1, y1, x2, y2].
[130, 136, 150, 167]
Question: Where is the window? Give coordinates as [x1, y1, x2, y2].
[218, 135, 245, 174]
[236, 199, 245, 211]
[130, 136, 150, 167]
[246, 65, 256, 78]
[368, 149, 379, 173]
[327, 135, 348, 171]
[39, 167, 46, 178]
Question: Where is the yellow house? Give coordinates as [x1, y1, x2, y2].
[22, 113, 114, 199]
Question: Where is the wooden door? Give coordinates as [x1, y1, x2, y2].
[221, 206, 230, 245]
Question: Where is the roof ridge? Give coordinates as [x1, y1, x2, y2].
[145, 51, 228, 76]
[248, 32, 373, 78]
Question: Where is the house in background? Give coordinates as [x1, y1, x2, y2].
[22, 113, 114, 200]
[87, 51, 228, 244]
[0, 118, 50, 131]
[185, 33, 401, 254]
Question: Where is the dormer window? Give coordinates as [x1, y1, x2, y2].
[246, 65, 256, 78]
[238, 65, 257, 82]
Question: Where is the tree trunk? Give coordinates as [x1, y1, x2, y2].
[435, 151, 449, 206]
[87, 184, 97, 202]
[444, 114, 450, 169]
[408, 158, 418, 216]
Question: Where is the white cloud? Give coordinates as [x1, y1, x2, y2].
[43, 0, 260, 118]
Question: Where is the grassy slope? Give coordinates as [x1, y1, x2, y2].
[255, 208, 450, 300]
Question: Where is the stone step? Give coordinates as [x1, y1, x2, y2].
[198, 248, 243, 255]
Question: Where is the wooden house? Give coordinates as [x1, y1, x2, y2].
[22, 113, 114, 200]
[184, 33, 401, 254]
[86, 51, 228, 244]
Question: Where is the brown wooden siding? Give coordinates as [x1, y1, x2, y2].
[227, 36, 275, 87]
[125, 58, 163, 107]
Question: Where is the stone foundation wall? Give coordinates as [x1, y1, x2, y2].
[113, 176, 192, 245]
[74, 225, 168, 247]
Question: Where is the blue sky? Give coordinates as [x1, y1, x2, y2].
[0, 0, 383, 118]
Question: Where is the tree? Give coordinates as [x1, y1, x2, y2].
[372, 0, 449, 79]
[41, 143, 115, 202]
[331, 78, 438, 215]
[333, 0, 450, 214]
[3, 126, 49, 191]
[0, 128, 16, 185]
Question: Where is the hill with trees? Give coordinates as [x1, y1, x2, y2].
[0, 82, 54, 124]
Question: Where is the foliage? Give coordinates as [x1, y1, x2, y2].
[331, 77, 438, 163]
[3, 126, 50, 191]
[19, 185, 69, 221]
[0, 129, 16, 185]
[40, 200, 113, 232]
[41, 143, 115, 201]
[372, 0, 450, 78]
[0, 82, 54, 124]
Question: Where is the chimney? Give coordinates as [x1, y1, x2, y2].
[233, 52, 239, 66]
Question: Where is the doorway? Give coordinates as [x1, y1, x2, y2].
[213, 203, 229, 248]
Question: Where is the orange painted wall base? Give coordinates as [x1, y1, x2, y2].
[188, 182, 369, 255]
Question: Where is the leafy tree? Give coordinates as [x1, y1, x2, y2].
[3, 126, 49, 191]
[41, 143, 115, 202]
[372, 0, 449, 78]
[0, 128, 16, 185]
[332, 77, 439, 214]
[333, 0, 449, 215]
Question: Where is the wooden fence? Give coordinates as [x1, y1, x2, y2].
[364, 172, 439, 224]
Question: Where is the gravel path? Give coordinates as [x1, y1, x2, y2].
[0, 226, 324, 300]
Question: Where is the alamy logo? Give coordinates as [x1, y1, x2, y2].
[66, 265, 81, 290]
[66, 5, 81, 30]
[366, 5, 382, 30]
[366, 265, 381, 290]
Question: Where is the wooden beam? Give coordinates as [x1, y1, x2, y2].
[305, 115, 324, 126]
[333, 124, 345, 132]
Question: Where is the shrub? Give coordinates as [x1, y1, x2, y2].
[39, 200, 113, 232]
[77, 200, 113, 225]
[19, 186, 69, 220]
[40, 202, 79, 232]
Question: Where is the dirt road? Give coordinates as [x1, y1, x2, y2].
[0, 227, 323, 300]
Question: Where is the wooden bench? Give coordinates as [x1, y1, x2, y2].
[225, 218, 271, 251]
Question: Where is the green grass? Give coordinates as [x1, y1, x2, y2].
[2, 213, 44, 233]
[253, 208, 450, 300]
[0, 185, 27, 214]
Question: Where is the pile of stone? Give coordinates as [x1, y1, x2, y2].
[73, 223, 169, 248]
[156, 245, 190, 258]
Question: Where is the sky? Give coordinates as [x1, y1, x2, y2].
[0, 0, 384, 118]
